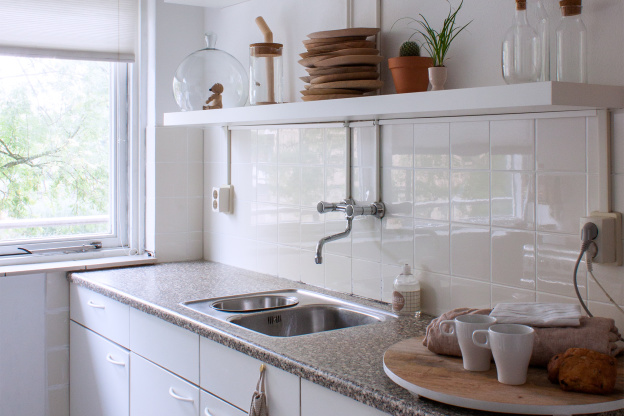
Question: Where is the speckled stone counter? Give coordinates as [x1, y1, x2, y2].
[68, 261, 624, 416]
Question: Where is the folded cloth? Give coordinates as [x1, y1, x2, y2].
[490, 302, 581, 327]
[423, 308, 624, 367]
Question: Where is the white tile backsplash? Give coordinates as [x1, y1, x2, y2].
[200, 113, 624, 322]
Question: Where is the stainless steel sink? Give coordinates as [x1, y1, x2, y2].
[181, 289, 395, 337]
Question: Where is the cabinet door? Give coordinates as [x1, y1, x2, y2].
[70, 321, 130, 416]
[301, 379, 389, 416]
[130, 353, 200, 416]
[200, 390, 246, 416]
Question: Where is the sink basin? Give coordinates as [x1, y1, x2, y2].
[181, 289, 395, 337]
[228, 304, 385, 337]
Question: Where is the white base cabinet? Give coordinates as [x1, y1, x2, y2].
[301, 379, 390, 416]
[70, 321, 130, 416]
[200, 390, 247, 416]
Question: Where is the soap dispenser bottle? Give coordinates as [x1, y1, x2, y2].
[392, 264, 421, 317]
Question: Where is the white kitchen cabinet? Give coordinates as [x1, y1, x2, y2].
[131, 353, 200, 416]
[200, 390, 247, 416]
[70, 321, 130, 416]
[130, 307, 200, 384]
[199, 337, 300, 416]
[301, 379, 390, 416]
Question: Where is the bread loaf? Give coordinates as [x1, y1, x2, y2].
[547, 348, 617, 395]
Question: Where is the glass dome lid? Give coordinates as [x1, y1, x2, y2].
[173, 32, 248, 111]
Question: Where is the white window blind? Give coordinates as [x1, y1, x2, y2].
[0, 0, 138, 62]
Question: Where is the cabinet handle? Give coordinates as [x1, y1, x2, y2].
[87, 300, 105, 309]
[105, 354, 126, 366]
[168, 387, 194, 403]
[204, 408, 215, 416]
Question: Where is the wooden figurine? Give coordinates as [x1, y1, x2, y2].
[203, 83, 224, 110]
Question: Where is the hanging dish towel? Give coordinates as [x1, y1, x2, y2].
[249, 364, 269, 416]
[490, 302, 582, 327]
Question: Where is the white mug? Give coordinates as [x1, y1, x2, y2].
[440, 314, 496, 371]
[472, 323, 535, 385]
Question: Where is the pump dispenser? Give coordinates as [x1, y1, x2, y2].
[392, 264, 421, 317]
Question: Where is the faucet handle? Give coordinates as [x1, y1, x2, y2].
[317, 201, 338, 213]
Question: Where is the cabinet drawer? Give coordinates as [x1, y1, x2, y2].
[201, 390, 246, 416]
[70, 321, 130, 416]
[200, 337, 299, 416]
[70, 284, 130, 348]
[130, 308, 199, 384]
[301, 379, 389, 416]
[131, 353, 200, 416]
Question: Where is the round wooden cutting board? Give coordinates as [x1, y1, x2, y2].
[306, 65, 378, 76]
[314, 55, 383, 67]
[310, 71, 379, 84]
[300, 88, 364, 96]
[310, 80, 383, 91]
[307, 27, 380, 39]
[383, 337, 624, 415]
[301, 94, 362, 101]
[305, 41, 376, 54]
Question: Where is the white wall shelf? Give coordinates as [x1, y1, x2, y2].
[164, 0, 249, 8]
[163, 82, 624, 128]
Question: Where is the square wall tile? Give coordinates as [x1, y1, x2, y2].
[255, 203, 278, 243]
[450, 121, 489, 170]
[203, 126, 227, 163]
[278, 246, 301, 281]
[351, 216, 382, 263]
[188, 197, 203, 233]
[188, 162, 204, 198]
[451, 171, 490, 225]
[324, 212, 352, 257]
[588, 262, 624, 305]
[612, 111, 624, 174]
[383, 168, 413, 217]
[414, 123, 450, 168]
[450, 277, 491, 309]
[536, 117, 586, 172]
[491, 172, 535, 230]
[420, 271, 452, 316]
[231, 129, 254, 164]
[536, 174, 586, 234]
[491, 229, 536, 290]
[414, 169, 449, 221]
[155, 198, 188, 234]
[414, 220, 449, 275]
[325, 166, 347, 202]
[324, 254, 352, 294]
[352, 126, 376, 168]
[325, 128, 347, 166]
[231, 163, 255, 202]
[204, 162, 227, 197]
[301, 166, 324, 208]
[490, 119, 535, 170]
[300, 208, 324, 251]
[352, 166, 376, 204]
[155, 163, 188, 198]
[256, 242, 278, 276]
[491, 285, 536, 305]
[256, 164, 278, 203]
[278, 129, 300, 164]
[257, 129, 278, 164]
[300, 250, 325, 287]
[613, 175, 624, 236]
[381, 124, 413, 168]
[187, 128, 204, 163]
[155, 127, 186, 163]
[352, 259, 382, 301]
[278, 206, 301, 247]
[278, 166, 301, 205]
[382, 263, 403, 303]
[536, 232, 587, 298]
[450, 224, 491, 281]
[381, 216, 414, 266]
[301, 129, 324, 165]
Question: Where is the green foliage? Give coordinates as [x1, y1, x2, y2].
[0, 56, 111, 240]
[399, 41, 421, 57]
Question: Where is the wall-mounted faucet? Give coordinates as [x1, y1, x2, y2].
[315, 199, 385, 264]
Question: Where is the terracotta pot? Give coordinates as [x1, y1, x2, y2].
[388, 56, 434, 93]
[428, 66, 448, 91]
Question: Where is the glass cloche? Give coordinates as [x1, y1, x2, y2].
[173, 32, 248, 111]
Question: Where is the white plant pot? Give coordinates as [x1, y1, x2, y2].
[428, 66, 448, 91]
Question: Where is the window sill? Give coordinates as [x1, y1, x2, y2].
[0, 253, 157, 276]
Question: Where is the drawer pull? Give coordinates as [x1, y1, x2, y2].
[87, 300, 105, 309]
[204, 408, 215, 416]
[105, 354, 126, 366]
[168, 387, 194, 403]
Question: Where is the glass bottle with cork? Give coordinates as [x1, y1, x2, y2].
[501, 0, 541, 84]
[556, 0, 587, 83]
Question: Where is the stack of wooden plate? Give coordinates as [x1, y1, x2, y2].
[299, 27, 383, 102]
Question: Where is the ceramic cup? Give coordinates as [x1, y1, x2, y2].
[440, 314, 497, 371]
[472, 324, 535, 385]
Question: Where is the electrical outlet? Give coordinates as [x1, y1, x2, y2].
[212, 185, 232, 214]
[580, 212, 622, 266]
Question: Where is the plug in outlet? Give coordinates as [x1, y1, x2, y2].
[212, 185, 232, 214]
[579, 212, 622, 266]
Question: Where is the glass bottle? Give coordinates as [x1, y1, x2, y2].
[392, 264, 421, 317]
[536, 0, 550, 81]
[556, 0, 587, 83]
[501, 0, 541, 84]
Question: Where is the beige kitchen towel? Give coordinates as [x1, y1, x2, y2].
[423, 308, 624, 367]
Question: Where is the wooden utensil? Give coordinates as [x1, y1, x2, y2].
[310, 79, 383, 91]
[314, 55, 383, 67]
[255, 16, 274, 103]
[307, 27, 380, 39]
[310, 71, 379, 84]
[306, 65, 378, 76]
[301, 88, 364, 95]
[302, 94, 362, 101]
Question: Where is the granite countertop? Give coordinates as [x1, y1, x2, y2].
[68, 261, 623, 416]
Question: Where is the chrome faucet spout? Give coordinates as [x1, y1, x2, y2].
[315, 217, 353, 264]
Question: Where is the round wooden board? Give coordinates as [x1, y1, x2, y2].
[298, 55, 332, 68]
[299, 76, 311, 83]
[314, 55, 383, 67]
[300, 88, 364, 96]
[383, 337, 624, 415]
[302, 36, 367, 47]
[305, 41, 375, 54]
[310, 71, 379, 84]
[306, 65, 377, 76]
[301, 94, 362, 101]
[307, 27, 380, 39]
[300, 48, 379, 59]
[310, 79, 383, 91]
